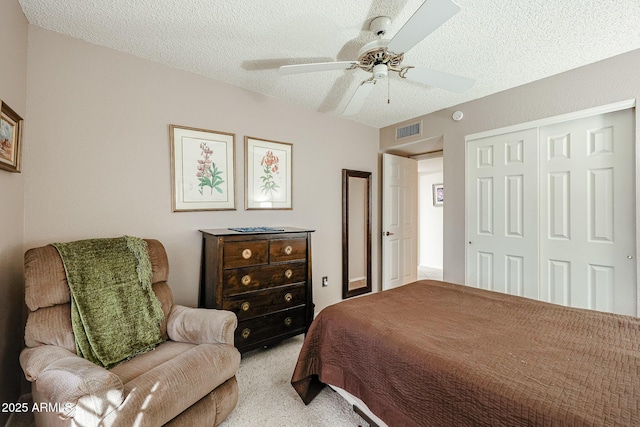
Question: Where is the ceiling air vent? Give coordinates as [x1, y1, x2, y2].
[396, 121, 421, 140]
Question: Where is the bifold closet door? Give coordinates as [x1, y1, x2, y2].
[466, 128, 539, 299]
[467, 108, 635, 316]
[539, 108, 635, 315]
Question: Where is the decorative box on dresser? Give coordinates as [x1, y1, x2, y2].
[199, 227, 314, 353]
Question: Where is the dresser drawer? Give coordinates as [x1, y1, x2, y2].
[223, 240, 268, 268]
[223, 284, 306, 321]
[235, 307, 306, 348]
[222, 262, 306, 296]
[270, 238, 307, 263]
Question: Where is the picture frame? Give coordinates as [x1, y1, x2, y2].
[433, 183, 444, 207]
[170, 125, 236, 211]
[0, 101, 23, 173]
[245, 136, 292, 210]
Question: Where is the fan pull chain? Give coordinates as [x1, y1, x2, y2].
[387, 75, 391, 104]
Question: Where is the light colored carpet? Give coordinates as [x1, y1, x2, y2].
[221, 336, 366, 427]
[6, 336, 367, 427]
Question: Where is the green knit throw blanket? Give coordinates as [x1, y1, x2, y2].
[52, 236, 164, 368]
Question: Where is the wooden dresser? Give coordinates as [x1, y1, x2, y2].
[199, 227, 314, 353]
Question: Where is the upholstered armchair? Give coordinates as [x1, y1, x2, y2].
[20, 239, 240, 426]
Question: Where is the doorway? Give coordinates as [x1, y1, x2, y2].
[418, 155, 444, 281]
[381, 150, 443, 289]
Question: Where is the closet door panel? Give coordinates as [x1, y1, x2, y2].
[467, 128, 539, 298]
[467, 107, 635, 316]
[539, 108, 635, 315]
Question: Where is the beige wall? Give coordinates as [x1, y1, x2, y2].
[24, 26, 379, 312]
[418, 157, 443, 269]
[0, 0, 28, 417]
[381, 49, 640, 285]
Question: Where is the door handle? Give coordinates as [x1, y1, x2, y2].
[383, 231, 394, 236]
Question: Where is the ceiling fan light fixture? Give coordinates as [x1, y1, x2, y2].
[373, 63, 388, 79]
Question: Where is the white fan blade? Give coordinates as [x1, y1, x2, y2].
[387, 0, 460, 54]
[343, 80, 376, 116]
[403, 67, 474, 92]
[278, 61, 358, 75]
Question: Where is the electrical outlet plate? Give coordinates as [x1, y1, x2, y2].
[322, 276, 328, 287]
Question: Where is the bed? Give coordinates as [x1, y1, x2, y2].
[291, 280, 640, 426]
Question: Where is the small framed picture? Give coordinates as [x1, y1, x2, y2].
[245, 136, 292, 210]
[433, 183, 444, 207]
[0, 101, 23, 173]
[170, 125, 236, 211]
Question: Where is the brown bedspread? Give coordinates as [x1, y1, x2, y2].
[291, 280, 640, 426]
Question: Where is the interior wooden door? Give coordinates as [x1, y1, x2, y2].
[382, 153, 418, 290]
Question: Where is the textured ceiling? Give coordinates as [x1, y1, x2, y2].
[18, 0, 640, 129]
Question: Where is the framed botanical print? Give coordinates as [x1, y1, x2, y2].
[245, 136, 292, 210]
[170, 125, 236, 211]
[0, 101, 23, 173]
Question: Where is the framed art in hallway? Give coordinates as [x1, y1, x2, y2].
[0, 101, 23, 173]
[170, 125, 236, 211]
[245, 136, 292, 210]
[433, 183, 444, 206]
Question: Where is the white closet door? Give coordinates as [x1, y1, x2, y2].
[539, 108, 635, 315]
[466, 128, 539, 298]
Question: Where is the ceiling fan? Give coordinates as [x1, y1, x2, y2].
[278, 0, 475, 116]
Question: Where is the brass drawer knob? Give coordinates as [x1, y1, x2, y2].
[284, 292, 293, 302]
[241, 275, 251, 285]
[241, 302, 250, 311]
[242, 248, 252, 259]
[285, 245, 293, 255]
[284, 317, 292, 327]
[284, 269, 293, 279]
[241, 328, 251, 339]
